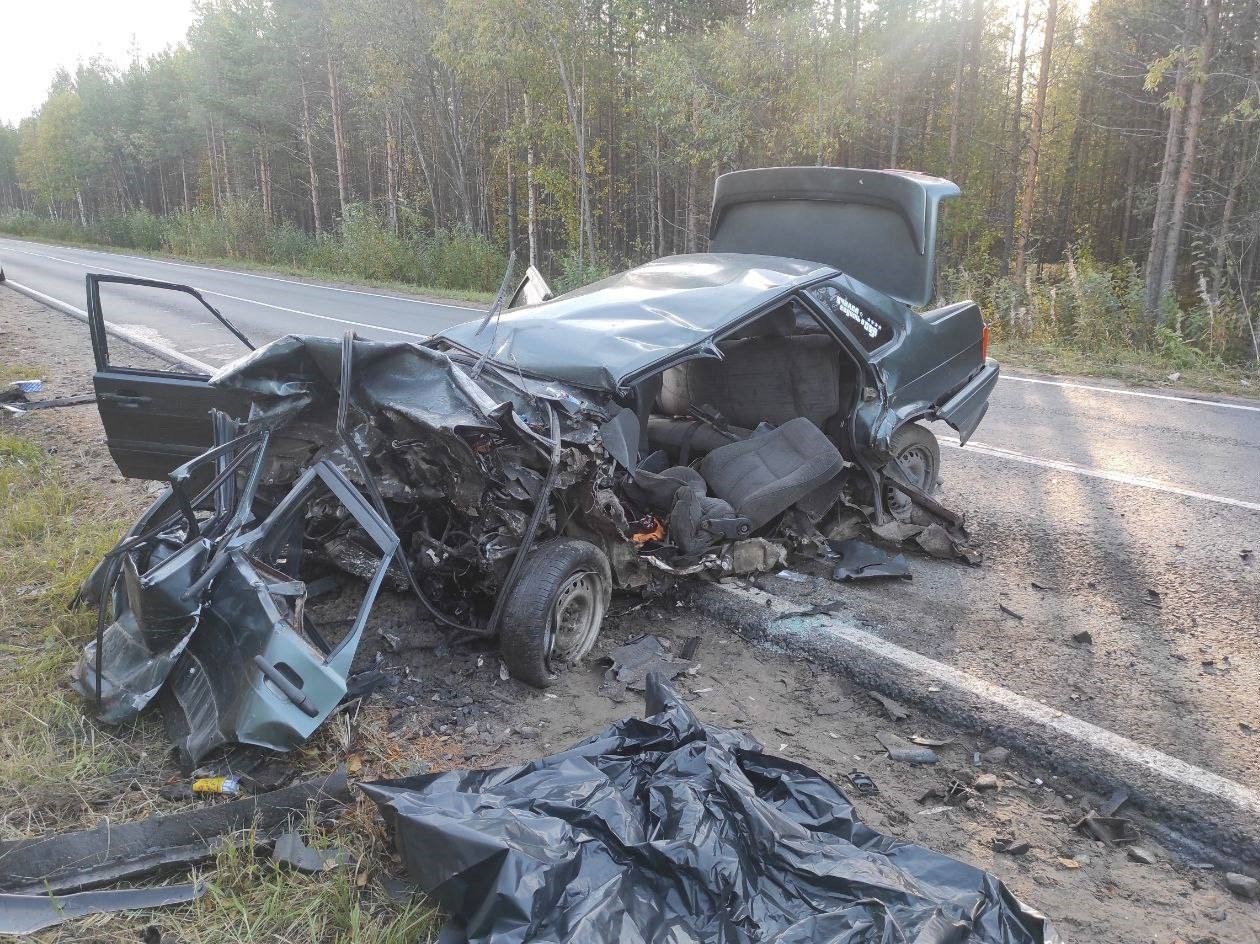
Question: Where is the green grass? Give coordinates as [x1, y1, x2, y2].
[0, 429, 135, 817]
[0, 400, 442, 942]
[0, 363, 43, 387]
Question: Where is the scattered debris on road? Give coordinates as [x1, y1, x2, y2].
[1099, 787, 1130, 817]
[1126, 845, 1157, 865]
[830, 538, 912, 580]
[845, 769, 880, 796]
[973, 773, 1001, 791]
[600, 634, 696, 698]
[869, 690, 911, 721]
[1225, 872, 1259, 900]
[876, 730, 940, 764]
[271, 831, 352, 873]
[1074, 813, 1141, 846]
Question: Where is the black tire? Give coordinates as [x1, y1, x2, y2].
[885, 422, 941, 520]
[499, 538, 612, 688]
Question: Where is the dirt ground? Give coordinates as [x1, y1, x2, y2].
[2, 286, 1258, 944]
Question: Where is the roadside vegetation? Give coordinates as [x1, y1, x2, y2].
[1, 0, 1257, 386]
[0, 385, 440, 942]
[4, 205, 1257, 391]
[0, 203, 503, 299]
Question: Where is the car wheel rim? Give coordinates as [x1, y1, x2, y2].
[547, 570, 603, 666]
[886, 445, 932, 517]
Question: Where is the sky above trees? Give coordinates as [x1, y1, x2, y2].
[0, 1, 194, 124]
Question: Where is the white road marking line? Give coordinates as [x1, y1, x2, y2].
[717, 582, 1260, 819]
[0, 245, 432, 339]
[0, 238, 483, 312]
[944, 438, 1260, 512]
[1001, 372, 1260, 413]
[203, 287, 431, 338]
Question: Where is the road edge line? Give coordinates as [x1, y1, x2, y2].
[2, 279, 213, 375]
[1000, 371, 1260, 413]
[940, 439, 1260, 513]
[693, 580, 1260, 868]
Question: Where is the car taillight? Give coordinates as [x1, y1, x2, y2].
[980, 323, 990, 361]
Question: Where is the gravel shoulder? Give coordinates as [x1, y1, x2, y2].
[3, 285, 1258, 943]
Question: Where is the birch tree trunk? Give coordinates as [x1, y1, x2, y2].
[328, 52, 350, 221]
[300, 76, 321, 236]
[1158, 0, 1220, 305]
[946, 11, 967, 176]
[552, 46, 594, 262]
[1002, 0, 1031, 279]
[385, 110, 399, 234]
[1013, 0, 1058, 288]
[1143, 0, 1201, 322]
[405, 111, 441, 230]
[525, 93, 538, 268]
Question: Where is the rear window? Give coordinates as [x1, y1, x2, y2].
[808, 283, 893, 352]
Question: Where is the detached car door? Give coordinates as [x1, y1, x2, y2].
[88, 274, 255, 480]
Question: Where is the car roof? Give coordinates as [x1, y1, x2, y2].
[438, 252, 835, 391]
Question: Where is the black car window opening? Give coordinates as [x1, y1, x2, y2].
[808, 282, 894, 354]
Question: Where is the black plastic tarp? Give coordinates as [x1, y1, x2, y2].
[363, 676, 1060, 943]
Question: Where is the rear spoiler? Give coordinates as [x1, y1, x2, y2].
[709, 167, 959, 307]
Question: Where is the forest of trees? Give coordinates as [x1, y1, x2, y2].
[1, 0, 1257, 365]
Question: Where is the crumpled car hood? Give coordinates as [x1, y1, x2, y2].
[438, 252, 834, 391]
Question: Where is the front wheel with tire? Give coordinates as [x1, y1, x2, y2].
[884, 422, 941, 520]
[499, 538, 612, 688]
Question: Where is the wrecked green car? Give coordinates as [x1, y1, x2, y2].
[75, 166, 997, 763]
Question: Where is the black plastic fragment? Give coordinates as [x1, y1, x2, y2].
[845, 769, 880, 796]
[829, 538, 912, 580]
[271, 831, 351, 873]
[363, 676, 1060, 943]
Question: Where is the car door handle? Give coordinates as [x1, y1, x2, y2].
[99, 392, 152, 408]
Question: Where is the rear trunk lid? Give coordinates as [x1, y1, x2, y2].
[709, 167, 959, 308]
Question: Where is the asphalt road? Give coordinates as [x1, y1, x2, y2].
[3, 234, 1258, 790]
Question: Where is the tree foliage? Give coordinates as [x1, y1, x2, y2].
[2, 0, 1257, 362]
